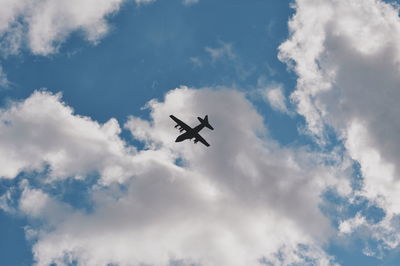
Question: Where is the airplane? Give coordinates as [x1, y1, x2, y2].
[170, 115, 214, 147]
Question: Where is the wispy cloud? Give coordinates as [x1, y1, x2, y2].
[0, 66, 9, 89]
[203, 41, 254, 81]
[257, 78, 292, 115]
[205, 42, 235, 62]
[182, 0, 200, 6]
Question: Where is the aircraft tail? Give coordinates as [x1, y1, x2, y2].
[198, 115, 214, 130]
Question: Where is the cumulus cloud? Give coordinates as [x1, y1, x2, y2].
[4, 87, 349, 265]
[0, 90, 138, 183]
[279, 0, 400, 253]
[0, 0, 156, 96]
[0, 0, 155, 56]
[19, 183, 74, 225]
[1, 0, 116, 55]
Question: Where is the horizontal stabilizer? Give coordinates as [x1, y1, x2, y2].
[197, 115, 214, 130]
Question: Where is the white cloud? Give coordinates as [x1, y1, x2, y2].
[0, 0, 156, 92]
[0, 189, 13, 213]
[0, 90, 137, 183]
[0, 0, 154, 56]
[5, 87, 348, 265]
[19, 183, 74, 225]
[262, 83, 291, 114]
[0, 0, 118, 55]
[279, 0, 400, 253]
[339, 212, 366, 235]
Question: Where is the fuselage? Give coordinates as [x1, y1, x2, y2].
[175, 124, 205, 142]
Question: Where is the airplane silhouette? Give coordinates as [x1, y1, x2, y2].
[170, 115, 214, 147]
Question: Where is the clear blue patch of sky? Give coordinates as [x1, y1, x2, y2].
[0, 210, 33, 266]
[0, 177, 33, 265]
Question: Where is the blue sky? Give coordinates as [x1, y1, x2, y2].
[1, 0, 400, 265]
[1, 0, 299, 142]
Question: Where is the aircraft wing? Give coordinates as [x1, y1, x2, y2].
[170, 115, 192, 132]
[194, 133, 210, 147]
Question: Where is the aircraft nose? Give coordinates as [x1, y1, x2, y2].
[175, 135, 185, 142]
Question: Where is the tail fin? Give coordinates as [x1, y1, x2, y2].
[197, 115, 214, 130]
